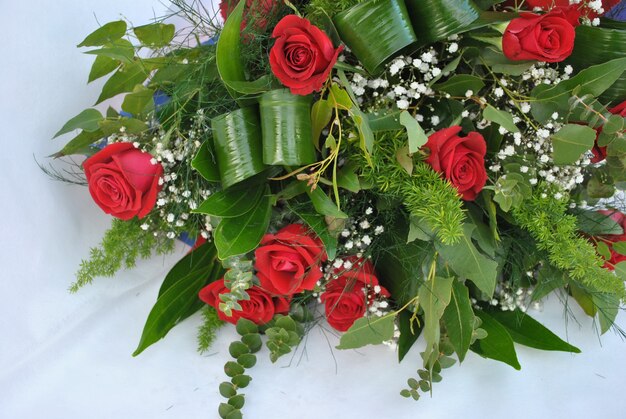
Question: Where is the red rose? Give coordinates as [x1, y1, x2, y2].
[199, 278, 290, 325]
[596, 210, 626, 270]
[219, 0, 280, 32]
[83, 142, 163, 220]
[269, 15, 343, 95]
[590, 100, 626, 163]
[320, 259, 390, 332]
[502, 9, 577, 63]
[423, 126, 487, 201]
[255, 224, 327, 295]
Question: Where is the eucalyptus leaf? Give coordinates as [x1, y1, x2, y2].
[54, 109, 103, 138]
[121, 85, 154, 115]
[397, 310, 422, 362]
[88, 55, 120, 83]
[78, 21, 127, 47]
[483, 104, 519, 133]
[400, 110, 428, 154]
[306, 187, 348, 219]
[442, 280, 474, 362]
[575, 209, 624, 236]
[419, 276, 454, 363]
[336, 314, 396, 349]
[433, 74, 485, 97]
[133, 23, 175, 47]
[551, 124, 596, 165]
[96, 61, 149, 104]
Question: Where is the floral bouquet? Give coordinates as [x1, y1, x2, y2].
[47, 0, 626, 417]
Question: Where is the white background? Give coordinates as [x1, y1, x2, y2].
[1, 1, 625, 418]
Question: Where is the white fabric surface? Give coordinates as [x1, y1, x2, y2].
[1, 1, 625, 418]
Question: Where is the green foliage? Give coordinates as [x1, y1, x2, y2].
[72, 219, 174, 292]
[265, 315, 304, 363]
[512, 184, 626, 300]
[471, 310, 521, 370]
[363, 133, 465, 244]
[219, 257, 255, 316]
[336, 314, 396, 350]
[197, 306, 224, 354]
[305, 0, 363, 24]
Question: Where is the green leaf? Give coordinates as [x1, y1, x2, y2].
[241, 333, 262, 352]
[195, 183, 264, 218]
[51, 129, 104, 157]
[593, 293, 621, 335]
[487, 309, 580, 353]
[531, 57, 626, 122]
[400, 111, 428, 154]
[352, 108, 375, 162]
[551, 124, 596, 165]
[604, 114, 624, 135]
[191, 141, 221, 182]
[133, 23, 175, 47]
[219, 382, 237, 398]
[78, 21, 127, 47]
[433, 74, 485, 97]
[311, 98, 333, 150]
[419, 276, 454, 363]
[471, 311, 521, 370]
[575, 209, 624, 236]
[214, 187, 272, 259]
[231, 374, 251, 388]
[224, 361, 244, 377]
[88, 55, 120, 83]
[483, 104, 519, 133]
[336, 314, 396, 349]
[218, 403, 236, 419]
[614, 261, 626, 281]
[367, 111, 403, 131]
[532, 264, 567, 301]
[54, 109, 103, 138]
[570, 283, 598, 317]
[435, 223, 498, 297]
[306, 187, 348, 218]
[229, 342, 250, 358]
[613, 242, 626, 256]
[228, 395, 245, 410]
[121, 85, 154, 115]
[96, 61, 149, 104]
[337, 163, 361, 193]
[397, 310, 422, 362]
[84, 39, 135, 63]
[442, 280, 474, 362]
[133, 242, 223, 356]
[287, 200, 338, 260]
[98, 117, 148, 135]
[236, 354, 257, 368]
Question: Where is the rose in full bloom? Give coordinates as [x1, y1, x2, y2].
[596, 210, 626, 270]
[320, 259, 389, 332]
[219, 0, 280, 32]
[199, 279, 290, 325]
[502, 9, 578, 63]
[83, 142, 163, 220]
[269, 15, 343, 95]
[423, 126, 487, 201]
[255, 224, 326, 296]
[590, 100, 626, 163]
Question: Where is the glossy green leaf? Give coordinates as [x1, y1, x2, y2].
[216, 0, 270, 100]
[551, 124, 596, 165]
[575, 209, 624, 236]
[133, 242, 223, 356]
[194, 182, 265, 218]
[191, 141, 221, 182]
[433, 74, 485, 97]
[442, 280, 474, 362]
[88, 55, 120, 83]
[133, 23, 175, 47]
[311, 98, 333, 150]
[471, 311, 521, 370]
[259, 89, 316, 165]
[483, 104, 519, 133]
[84, 39, 135, 64]
[487, 309, 580, 353]
[96, 61, 149, 104]
[211, 107, 267, 189]
[334, 0, 417, 75]
[54, 109, 103, 138]
[214, 187, 272, 259]
[78, 21, 127, 47]
[405, 0, 481, 46]
[400, 111, 428, 154]
[306, 187, 348, 218]
[336, 314, 396, 349]
[435, 223, 498, 297]
[121, 85, 154, 115]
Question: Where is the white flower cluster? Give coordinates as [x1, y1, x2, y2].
[349, 37, 461, 115]
[521, 62, 572, 87]
[484, 280, 542, 313]
[336, 206, 385, 255]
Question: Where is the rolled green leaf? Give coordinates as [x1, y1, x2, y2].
[333, 0, 417, 75]
[211, 107, 267, 189]
[259, 89, 316, 166]
[567, 24, 626, 105]
[405, 0, 481, 47]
